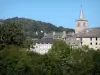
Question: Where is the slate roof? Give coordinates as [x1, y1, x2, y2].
[53, 32, 64, 38]
[36, 38, 56, 44]
[44, 33, 53, 38]
[44, 32, 63, 39]
[65, 34, 80, 46]
[76, 27, 100, 38]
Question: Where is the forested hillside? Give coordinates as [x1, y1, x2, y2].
[0, 17, 74, 38]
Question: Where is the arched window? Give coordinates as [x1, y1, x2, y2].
[77, 22, 80, 27]
[83, 22, 85, 27]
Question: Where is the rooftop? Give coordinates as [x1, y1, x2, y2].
[36, 38, 56, 44]
[76, 27, 100, 38]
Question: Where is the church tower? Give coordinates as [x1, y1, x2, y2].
[75, 6, 88, 34]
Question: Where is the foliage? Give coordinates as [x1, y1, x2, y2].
[82, 45, 89, 51]
[23, 37, 33, 48]
[0, 45, 44, 75]
[49, 40, 71, 59]
[0, 22, 25, 46]
[92, 50, 100, 75]
[0, 40, 100, 75]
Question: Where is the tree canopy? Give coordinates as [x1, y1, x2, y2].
[0, 20, 25, 47]
[1, 40, 100, 75]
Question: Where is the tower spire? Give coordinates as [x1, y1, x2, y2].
[79, 5, 84, 19]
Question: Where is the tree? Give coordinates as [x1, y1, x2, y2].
[92, 50, 100, 75]
[49, 40, 71, 59]
[0, 45, 44, 75]
[0, 22, 25, 46]
[42, 40, 73, 75]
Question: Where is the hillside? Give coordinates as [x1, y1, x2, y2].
[1, 17, 74, 38]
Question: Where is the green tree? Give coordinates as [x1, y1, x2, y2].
[42, 40, 73, 75]
[0, 45, 39, 75]
[92, 50, 100, 75]
[0, 22, 25, 46]
[49, 40, 71, 59]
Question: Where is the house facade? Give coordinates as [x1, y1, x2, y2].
[30, 43, 52, 54]
[76, 28, 100, 50]
[30, 38, 55, 54]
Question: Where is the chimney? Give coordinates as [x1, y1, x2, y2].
[62, 31, 66, 40]
[44, 32, 47, 37]
[63, 31, 66, 36]
[53, 32, 55, 36]
[36, 32, 38, 35]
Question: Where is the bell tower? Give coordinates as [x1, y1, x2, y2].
[75, 5, 88, 34]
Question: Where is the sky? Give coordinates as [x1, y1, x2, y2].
[0, 0, 100, 29]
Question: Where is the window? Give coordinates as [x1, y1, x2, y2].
[90, 42, 92, 45]
[96, 37, 97, 41]
[81, 42, 83, 45]
[83, 22, 85, 27]
[80, 38, 82, 40]
[80, 38, 82, 42]
[96, 42, 97, 45]
[77, 22, 80, 27]
[90, 38, 92, 41]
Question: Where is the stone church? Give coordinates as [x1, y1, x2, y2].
[75, 6, 88, 34]
[75, 6, 100, 50]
